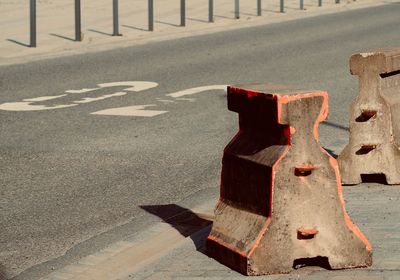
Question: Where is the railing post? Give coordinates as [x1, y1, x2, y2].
[300, 0, 304, 10]
[75, 0, 82, 41]
[280, 0, 285, 13]
[75, 0, 82, 42]
[148, 0, 154, 31]
[257, 0, 262, 16]
[113, 0, 122, 36]
[235, 0, 239, 19]
[335, 0, 340, 3]
[30, 0, 36, 47]
[181, 0, 186, 26]
[209, 0, 214, 22]
[318, 0, 322, 6]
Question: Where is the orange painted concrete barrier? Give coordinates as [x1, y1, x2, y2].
[338, 48, 400, 185]
[206, 84, 372, 275]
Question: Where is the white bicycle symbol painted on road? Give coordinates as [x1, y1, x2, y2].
[0, 81, 227, 117]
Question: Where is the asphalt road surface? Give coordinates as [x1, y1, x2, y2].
[1, 3, 400, 279]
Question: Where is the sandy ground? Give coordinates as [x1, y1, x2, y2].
[0, 0, 395, 66]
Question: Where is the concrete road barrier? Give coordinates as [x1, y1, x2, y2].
[338, 48, 400, 185]
[206, 84, 372, 275]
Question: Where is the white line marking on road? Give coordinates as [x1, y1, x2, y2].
[98, 81, 158, 92]
[0, 102, 77, 111]
[175, 98, 195, 102]
[73, 92, 127, 104]
[65, 88, 100, 94]
[156, 98, 176, 104]
[166, 85, 227, 98]
[0, 83, 227, 115]
[23, 94, 67, 102]
[91, 105, 168, 117]
[0, 81, 159, 112]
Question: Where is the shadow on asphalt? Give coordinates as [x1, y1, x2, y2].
[88, 29, 113, 37]
[141, 205, 336, 272]
[49, 33, 75, 42]
[6, 39, 30, 48]
[321, 121, 349, 131]
[323, 147, 338, 158]
[155, 21, 181, 27]
[213, 15, 232, 19]
[140, 204, 212, 250]
[186, 17, 209, 23]
[121, 25, 148, 32]
[0, 264, 9, 280]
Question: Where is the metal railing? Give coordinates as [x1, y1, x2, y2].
[75, 0, 82, 41]
[30, 0, 36, 47]
[28, 0, 339, 48]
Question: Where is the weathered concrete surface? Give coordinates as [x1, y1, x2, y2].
[338, 48, 400, 185]
[122, 182, 400, 280]
[206, 84, 372, 275]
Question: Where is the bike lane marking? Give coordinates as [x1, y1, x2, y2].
[166, 85, 227, 98]
[74, 92, 127, 104]
[90, 85, 228, 117]
[0, 102, 77, 111]
[91, 105, 168, 117]
[0, 83, 227, 116]
[0, 81, 158, 112]
[24, 95, 68, 102]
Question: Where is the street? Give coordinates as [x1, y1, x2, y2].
[1, 3, 400, 279]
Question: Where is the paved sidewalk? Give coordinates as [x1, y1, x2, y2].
[129, 183, 400, 280]
[41, 182, 400, 280]
[0, 0, 396, 66]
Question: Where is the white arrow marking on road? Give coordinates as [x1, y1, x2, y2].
[0, 102, 77, 111]
[66, 81, 158, 94]
[175, 98, 195, 102]
[156, 98, 176, 104]
[91, 105, 168, 117]
[73, 92, 127, 104]
[97, 81, 158, 92]
[65, 88, 100, 94]
[166, 85, 227, 98]
[23, 94, 67, 102]
[0, 81, 159, 112]
[92, 84, 227, 118]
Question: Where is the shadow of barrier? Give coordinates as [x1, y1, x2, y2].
[140, 204, 212, 250]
